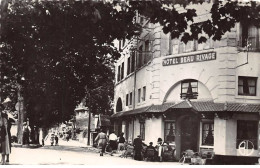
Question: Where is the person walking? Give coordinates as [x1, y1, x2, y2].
[0, 103, 11, 165]
[108, 131, 117, 156]
[95, 128, 108, 156]
[55, 135, 59, 146]
[133, 135, 143, 161]
[117, 132, 125, 154]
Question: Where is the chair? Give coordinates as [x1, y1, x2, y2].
[144, 148, 156, 161]
[179, 149, 196, 164]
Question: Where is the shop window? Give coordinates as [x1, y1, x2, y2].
[237, 120, 258, 150]
[140, 121, 145, 140]
[238, 76, 257, 96]
[202, 122, 214, 146]
[164, 121, 175, 144]
[181, 79, 198, 99]
[129, 92, 132, 105]
[142, 86, 146, 101]
[138, 88, 141, 103]
[126, 94, 129, 106]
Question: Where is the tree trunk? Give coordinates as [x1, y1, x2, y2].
[17, 84, 24, 145]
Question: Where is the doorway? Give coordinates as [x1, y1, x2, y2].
[180, 115, 199, 153]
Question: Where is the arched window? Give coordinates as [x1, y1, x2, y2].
[181, 79, 198, 99]
[116, 98, 123, 112]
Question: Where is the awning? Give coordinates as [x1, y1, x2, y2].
[111, 100, 260, 119]
[169, 100, 260, 113]
[110, 102, 175, 119]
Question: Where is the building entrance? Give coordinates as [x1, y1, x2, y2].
[180, 115, 199, 153]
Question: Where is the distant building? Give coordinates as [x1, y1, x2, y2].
[111, 2, 260, 163]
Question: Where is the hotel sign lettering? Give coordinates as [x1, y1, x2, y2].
[162, 51, 216, 66]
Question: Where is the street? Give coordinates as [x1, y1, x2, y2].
[9, 140, 184, 165]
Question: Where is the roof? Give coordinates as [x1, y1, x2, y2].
[170, 100, 260, 113]
[111, 100, 260, 119]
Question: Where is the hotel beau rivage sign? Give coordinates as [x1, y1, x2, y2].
[162, 51, 216, 66]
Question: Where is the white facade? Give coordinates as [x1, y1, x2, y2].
[112, 2, 260, 163]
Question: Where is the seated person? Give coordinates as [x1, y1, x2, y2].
[144, 142, 156, 160]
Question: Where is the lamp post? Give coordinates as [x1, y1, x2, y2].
[87, 91, 91, 146]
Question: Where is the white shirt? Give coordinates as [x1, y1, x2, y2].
[109, 133, 117, 141]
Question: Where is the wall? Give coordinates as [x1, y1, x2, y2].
[214, 117, 227, 155]
[235, 52, 260, 104]
[214, 113, 259, 157]
[144, 117, 164, 145]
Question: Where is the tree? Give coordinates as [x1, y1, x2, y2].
[1, 0, 259, 130]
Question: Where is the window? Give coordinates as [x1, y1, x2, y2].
[239, 24, 260, 50]
[179, 42, 185, 54]
[138, 45, 143, 68]
[140, 121, 145, 140]
[237, 120, 258, 149]
[138, 88, 141, 103]
[121, 62, 124, 80]
[131, 51, 135, 73]
[129, 92, 132, 105]
[185, 40, 195, 52]
[181, 79, 198, 99]
[202, 122, 214, 146]
[127, 57, 130, 75]
[144, 40, 152, 64]
[238, 76, 257, 96]
[164, 121, 175, 144]
[142, 86, 146, 101]
[171, 38, 179, 54]
[117, 65, 121, 82]
[126, 94, 129, 106]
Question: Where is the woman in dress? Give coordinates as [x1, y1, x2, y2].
[95, 128, 108, 156]
[0, 103, 11, 165]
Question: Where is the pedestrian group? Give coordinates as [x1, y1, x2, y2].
[94, 127, 170, 162]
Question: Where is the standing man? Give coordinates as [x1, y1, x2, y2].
[133, 135, 143, 161]
[2, 98, 15, 164]
[108, 131, 117, 156]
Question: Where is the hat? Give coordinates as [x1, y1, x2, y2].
[2, 98, 11, 104]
